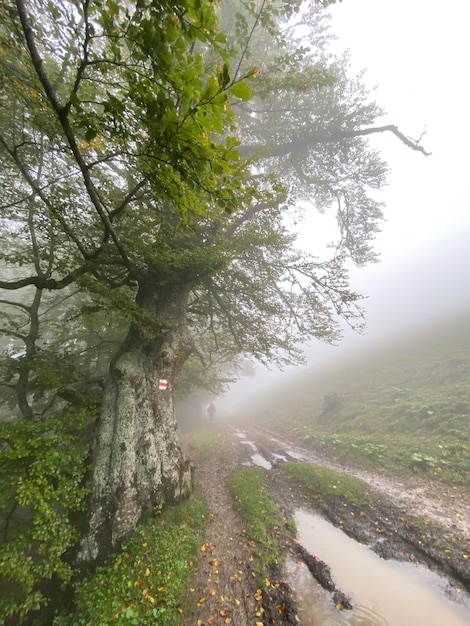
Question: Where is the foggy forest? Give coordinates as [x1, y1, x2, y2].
[0, 0, 469, 624]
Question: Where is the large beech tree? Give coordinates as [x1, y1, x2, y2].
[0, 0, 428, 573]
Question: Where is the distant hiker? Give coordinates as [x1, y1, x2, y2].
[207, 402, 216, 424]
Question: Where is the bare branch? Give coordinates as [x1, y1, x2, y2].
[233, 0, 268, 82]
[238, 124, 431, 159]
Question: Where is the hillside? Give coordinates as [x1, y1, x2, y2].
[237, 307, 470, 484]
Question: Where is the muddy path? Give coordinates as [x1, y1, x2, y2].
[254, 425, 470, 541]
[253, 427, 470, 583]
[182, 425, 470, 625]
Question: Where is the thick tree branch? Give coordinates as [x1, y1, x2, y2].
[62, 0, 90, 115]
[226, 200, 278, 237]
[109, 179, 147, 220]
[238, 124, 431, 159]
[0, 264, 92, 291]
[343, 125, 431, 155]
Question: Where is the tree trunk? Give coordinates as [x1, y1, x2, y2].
[78, 282, 194, 564]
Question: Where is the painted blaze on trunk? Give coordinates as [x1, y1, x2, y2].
[79, 283, 194, 563]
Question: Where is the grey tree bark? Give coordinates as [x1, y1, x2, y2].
[78, 281, 194, 564]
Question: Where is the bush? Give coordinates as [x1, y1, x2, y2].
[0, 412, 90, 624]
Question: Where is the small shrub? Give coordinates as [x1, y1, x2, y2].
[0, 412, 90, 624]
[409, 452, 437, 471]
[318, 393, 342, 423]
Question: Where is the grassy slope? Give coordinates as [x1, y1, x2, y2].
[240, 308, 470, 484]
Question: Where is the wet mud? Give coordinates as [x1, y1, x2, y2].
[294, 543, 353, 609]
[185, 426, 470, 625]
[258, 430, 470, 595]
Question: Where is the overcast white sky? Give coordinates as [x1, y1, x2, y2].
[331, 0, 470, 223]
[329, 0, 470, 327]
[220, 0, 470, 407]
[300, 0, 470, 339]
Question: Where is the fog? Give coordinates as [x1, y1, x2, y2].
[218, 0, 470, 413]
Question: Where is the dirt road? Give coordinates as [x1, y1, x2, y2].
[182, 425, 470, 625]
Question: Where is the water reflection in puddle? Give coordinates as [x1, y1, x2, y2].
[240, 440, 256, 450]
[234, 431, 273, 469]
[285, 448, 310, 461]
[251, 453, 272, 470]
[272, 452, 288, 462]
[289, 510, 470, 626]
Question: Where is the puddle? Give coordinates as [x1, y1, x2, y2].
[234, 431, 272, 469]
[289, 510, 470, 625]
[251, 453, 272, 470]
[285, 448, 310, 461]
[240, 440, 257, 450]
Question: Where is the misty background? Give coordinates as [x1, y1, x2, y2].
[218, 0, 470, 411]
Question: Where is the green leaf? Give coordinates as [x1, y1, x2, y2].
[230, 81, 252, 101]
[201, 76, 220, 101]
[214, 32, 228, 44]
[225, 149, 240, 161]
[85, 127, 97, 142]
[218, 63, 230, 88]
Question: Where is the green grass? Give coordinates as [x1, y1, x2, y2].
[292, 430, 469, 485]
[240, 309, 470, 486]
[283, 462, 369, 509]
[54, 494, 209, 626]
[227, 467, 287, 574]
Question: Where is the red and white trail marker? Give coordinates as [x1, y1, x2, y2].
[158, 379, 168, 391]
